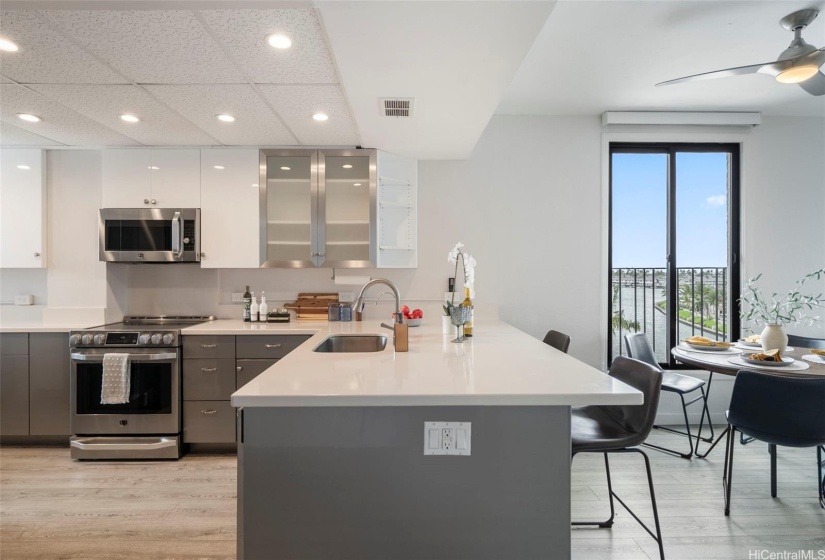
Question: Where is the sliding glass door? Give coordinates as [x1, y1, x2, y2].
[609, 143, 741, 367]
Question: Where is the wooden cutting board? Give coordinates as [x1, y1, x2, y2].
[284, 293, 339, 319]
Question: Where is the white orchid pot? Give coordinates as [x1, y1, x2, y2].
[760, 323, 788, 352]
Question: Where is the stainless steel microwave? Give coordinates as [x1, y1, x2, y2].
[99, 208, 200, 263]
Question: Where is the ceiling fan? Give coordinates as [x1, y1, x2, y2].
[657, 9, 825, 96]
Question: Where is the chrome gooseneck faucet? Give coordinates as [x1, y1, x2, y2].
[353, 278, 403, 324]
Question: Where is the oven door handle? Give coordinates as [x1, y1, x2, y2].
[171, 211, 183, 259]
[70, 352, 177, 362]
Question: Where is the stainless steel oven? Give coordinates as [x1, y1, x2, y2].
[99, 208, 200, 263]
[68, 316, 212, 460]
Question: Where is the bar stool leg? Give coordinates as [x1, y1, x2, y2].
[769, 444, 777, 498]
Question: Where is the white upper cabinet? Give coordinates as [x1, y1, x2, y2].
[200, 149, 260, 268]
[0, 149, 46, 268]
[102, 149, 200, 208]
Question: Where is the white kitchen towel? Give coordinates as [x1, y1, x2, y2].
[101, 353, 131, 405]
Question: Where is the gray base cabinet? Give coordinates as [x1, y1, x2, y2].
[181, 334, 310, 444]
[1, 333, 70, 438]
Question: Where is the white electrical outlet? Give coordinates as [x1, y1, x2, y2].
[231, 292, 243, 303]
[14, 295, 34, 306]
[339, 292, 355, 303]
[424, 422, 471, 456]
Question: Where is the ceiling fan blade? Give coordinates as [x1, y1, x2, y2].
[657, 61, 773, 87]
[799, 70, 825, 96]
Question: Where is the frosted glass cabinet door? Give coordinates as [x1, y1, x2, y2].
[318, 150, 376, 268]
[261, 150, 317, 268]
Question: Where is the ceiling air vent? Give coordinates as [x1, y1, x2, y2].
[379, 98, 414, 118]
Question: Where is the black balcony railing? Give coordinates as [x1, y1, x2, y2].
[611, 267, 728, 363]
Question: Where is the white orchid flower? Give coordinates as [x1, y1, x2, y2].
[447, 242, 464, 263]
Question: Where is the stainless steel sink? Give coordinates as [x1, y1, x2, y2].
[313, 335, 388, 353]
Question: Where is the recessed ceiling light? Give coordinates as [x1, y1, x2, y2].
[213, 165, 225, 170]
[353, 183, 362, 187]
[0, 38, 19, 52]
[17, 165, 30, 170]
[148, 166, 160, 170]
[312, 113, 329, 122]
[216, 114, 235, 123]
[17, 113, 41, 123]
[280, 166, 291, 170]
[342, 164, 353, 169]
[120, 114, 140, 123]
[266, 33, 292, 49]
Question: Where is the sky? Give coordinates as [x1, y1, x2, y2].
[612, 151, 729, 269]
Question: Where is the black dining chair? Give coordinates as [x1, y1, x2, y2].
[625, 333, 714, 458]
[723, 370, 825, 514]
[787, 334, 825, 350]
[542, 329, 571, 353]
[572, 356, 665, 560]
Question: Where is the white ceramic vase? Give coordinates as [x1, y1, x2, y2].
[760, 323, 788, 351]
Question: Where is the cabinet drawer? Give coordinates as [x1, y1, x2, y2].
[183, 401, 236, 443]
[236, 335, 310, 359]
[0, 333, 29, 355]
[236, 359, 277, 389]
[183, 359, 236, 401]
[183, 336, 235, 359]
[0, 355, 29, 435]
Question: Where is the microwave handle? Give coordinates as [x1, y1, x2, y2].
[171, 212, 183, 259]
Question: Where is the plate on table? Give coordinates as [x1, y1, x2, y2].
[684, 341, 733, 352]
[741, 354, 794, 367]
[678, 343, 740, 355]
[737, 339, 761, 348]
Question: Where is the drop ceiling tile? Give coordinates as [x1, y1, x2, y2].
[0, 84, 137, 146]
[258, 84, 358, 146]
[42, 10, 245, 84]
[144, 84, 296, 145]
[0, 11, 128, 84]
[0, 121, 63, 146]
[29, 84, 217, 145]
[0, 76, 15, 84]
[198, 9, 338, 84]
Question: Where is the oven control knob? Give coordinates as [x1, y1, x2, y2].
[162, 333, 175, 345]
[151, 333, 162, 345]
[81, 334, 93, 345]
[69, 334, 82, 346]
[93, 334, 105, 345]
[138, 333, 151, 345]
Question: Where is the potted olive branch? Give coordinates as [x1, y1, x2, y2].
[739, 267, 825, 350]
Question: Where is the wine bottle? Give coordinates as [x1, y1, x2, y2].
[462, 287, 473, 337]
[250, 292, 259, 322]
[260, 292, 269, 322]
[243, 285, 252, 322]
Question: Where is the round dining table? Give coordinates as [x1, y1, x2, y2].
[670, 344, 825, 457]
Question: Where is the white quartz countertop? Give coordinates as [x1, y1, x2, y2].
[225, 320, 643, 408]
[0, 321, 98, 333]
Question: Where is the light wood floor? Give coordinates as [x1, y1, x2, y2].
[1, 427, 823, 560]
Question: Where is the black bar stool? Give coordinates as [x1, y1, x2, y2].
[571, 356, 666, 560]
[542, 330, 570, 353]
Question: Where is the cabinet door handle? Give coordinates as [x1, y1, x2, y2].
[200, 252, 206, 258]
[200, 344, 218, 348]
[34, 252, 40, 257]
[265, 344, 282, 349]
[236, 366, 243, 371]
[201, 409, 218, 415]
[200, 367, 217, 372]
[144, 199, 150, 205]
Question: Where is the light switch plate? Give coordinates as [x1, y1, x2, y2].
[424, 421, 471, 456]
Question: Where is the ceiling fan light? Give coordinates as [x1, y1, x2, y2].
[776, 65, 820, 84]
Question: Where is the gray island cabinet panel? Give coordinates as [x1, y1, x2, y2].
[0, 334, 29, 436]
[29, 333, 70, 436]
[238, 406, 571, 560]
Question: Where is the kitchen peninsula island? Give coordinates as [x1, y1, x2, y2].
[223, 319, 642, 560]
